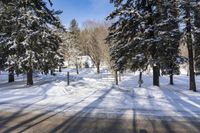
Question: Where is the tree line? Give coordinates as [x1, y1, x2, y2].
[1, 0, 199, 92]
[106, 0, 200, 92]
[0, 0, 110, 85]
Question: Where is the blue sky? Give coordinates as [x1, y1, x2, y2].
[50, 0, 114, 28]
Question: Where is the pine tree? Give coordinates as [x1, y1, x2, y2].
[14, 8, 59, 85]
[180, 0, 197, 91]
[0, 1, 19, 82]
[1, 0, 62, 27]
[0, 0, 63, 85]
[106, 0, 149, 73]
[107, 0, 188, 87]
[108, 0, 180, 86]
[157, 0, 182, 85]
[36, 27, 63, 76]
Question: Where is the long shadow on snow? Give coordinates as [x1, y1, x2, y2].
[49, 86, 130, 133]
[48, 85, 125, 133]
[0, 74, 83, 91]
[0, 75, 81, 130]
[0, 92, 49, 129]
[0, 81, 61, 105]
[148, 84, 200, 133]
[0, 85, 113, 133]
[160, 84, 200, 132]
[119, 74, 200, 133]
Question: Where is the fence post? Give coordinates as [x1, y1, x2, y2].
[67, 72, 70, 85]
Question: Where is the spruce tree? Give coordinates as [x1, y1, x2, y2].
[107, 0, 175, 86]
[181, 0, 197, 91]
[106, 0, 149, 73]
[0, 1, 19, 82]
[0, 0, 63, 85]
[157, 0, 182, 85]
[108, 0, 198, 91]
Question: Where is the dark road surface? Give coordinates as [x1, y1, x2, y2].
[0, 110, 200, 133]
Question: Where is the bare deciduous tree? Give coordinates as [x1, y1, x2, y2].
[80, 21, 111, 73]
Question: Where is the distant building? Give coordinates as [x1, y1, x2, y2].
[64, 55, 94, 68]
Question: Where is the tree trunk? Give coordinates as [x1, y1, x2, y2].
[185, 0, 196, 91]
[44, 64, 49, 75]
[153, 65, 159, 86]
[170, 74, 174, 85]
[27, 68, 33, 85]
[96, 62, 100, 74]
[8, 68, 14, 83]
[44, 70, 48, 75]
[188, 44, 196, 91]
[59, 66, 62, 72]
[50, 70, 54, 75]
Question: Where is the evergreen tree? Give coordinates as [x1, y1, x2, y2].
[0, 0, 63, 85]
[106, 0, 149, 73]
[180, 0, 197, 91]
[0, 1, 19, 82]
[139, 1, 162, 86]
[107, 0, 181, 86]
[108, 0, 198, 91]
[157, 0, 182, 85]
[36, 27, 63, 76]
[1, 0, 62, 27]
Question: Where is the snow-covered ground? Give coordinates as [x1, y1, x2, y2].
[0, 68, 200, 120]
